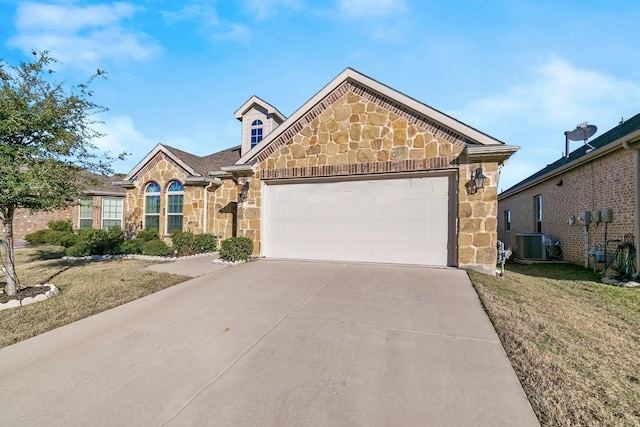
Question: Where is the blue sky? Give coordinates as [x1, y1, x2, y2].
[1, 0, 639, 191]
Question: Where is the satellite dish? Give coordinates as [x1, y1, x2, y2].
[564, 122, 597, 158]
[567, 124, 597, 141]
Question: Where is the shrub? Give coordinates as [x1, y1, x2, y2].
[66, 244, 89, 257]
[77, 227, 124, 255]
[171, 230, 217, 256]
[48, 220, 73, 233]
[24, 229, 79, 247]
[219, 237, 253, 262]
[142, 239, 172, 257]
[24, 229, 52, 245]
[136, 228, 160, 242]
[121, 238, 144, 255]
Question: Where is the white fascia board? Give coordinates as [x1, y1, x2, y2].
[236, 68, 503, 165]
[498, 129, 640, 200]
[234, 95, 286, 122]
[124, 144, 200, 181]
[465, 144, 520, 163]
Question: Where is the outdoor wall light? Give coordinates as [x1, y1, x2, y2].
[239, 181, 250, 202]
[468, 167, 486, 194]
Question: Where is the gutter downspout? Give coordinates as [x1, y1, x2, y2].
[203, 181, 213, 234]
[623, 140, 640, 272]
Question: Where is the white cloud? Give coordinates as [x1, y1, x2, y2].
[450, 58, 640, 191]
[454, 58, 640, 129]
[93, 115, 157, 173]
[8, 2, 160, 69]
[161, 3, 250, 41]
[242, 0, 303, 20]
[338, 0, 407, 18]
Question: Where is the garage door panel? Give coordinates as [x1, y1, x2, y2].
[263, 176, 452, 266]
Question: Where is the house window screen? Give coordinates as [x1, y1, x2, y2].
[79, 198, 93, 229]
[145, 182, 161, 231]
[504, 210, 511, 231]
[102, 198, 123, 229]
[166, 181, 183, 234]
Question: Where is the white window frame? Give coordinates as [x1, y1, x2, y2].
[102, 197, 123, 229]
[145, 182, 161, 232]
[166, 181, 184, 234]
[79, 197, 93, 229]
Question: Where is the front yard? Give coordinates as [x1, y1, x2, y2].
[469, 263, 640, 427]
[0, 245, 189, 349]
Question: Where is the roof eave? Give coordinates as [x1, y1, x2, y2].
[463, 145, 520, 165]
[499, 128, 640, 200]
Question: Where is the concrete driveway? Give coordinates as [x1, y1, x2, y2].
[0, 260, 538, 426]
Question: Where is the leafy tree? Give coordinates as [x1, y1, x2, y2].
[0, 51, 122, 296]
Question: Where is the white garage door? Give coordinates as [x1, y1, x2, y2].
[262, 175, 452, 266]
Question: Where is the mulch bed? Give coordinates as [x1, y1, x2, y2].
[0, 285, 49, 303]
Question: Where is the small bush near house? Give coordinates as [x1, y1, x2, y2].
[219, 237, 253, 262]
[136, 228, 160, 242]
[121, 238, 144, 255]
[24, 229, 53, 245]
[47, 220, 73, 233]
[142, 239, 172, 257]
[77, 227, 125, 255]
[24, 229, 80, 248]
[171, 230, 218, 256]
[66, 244, 89, 257]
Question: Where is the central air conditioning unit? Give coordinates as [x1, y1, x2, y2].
[516, 233, 552, 260]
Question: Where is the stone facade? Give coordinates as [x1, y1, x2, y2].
[498, 147, 637, 266]
[235, 81, 503, 272]
[123, 151, 240, 241]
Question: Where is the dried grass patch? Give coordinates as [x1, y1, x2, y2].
[1, 246, 188, 349]
[469, 263, 640, 427]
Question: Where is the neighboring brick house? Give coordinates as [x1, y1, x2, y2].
[498, 113, 640, 268]
[118, 68, 517, 274]
[11, 173, 126, 240]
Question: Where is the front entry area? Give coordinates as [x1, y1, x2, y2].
[262, 174, 455, 266]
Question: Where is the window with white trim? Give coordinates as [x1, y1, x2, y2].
[251, 119, 263, 148]
[166, 181, 184, 234]
[79, 198, 93, 229]
[102, 198, 123, 229]
[145, 182, 161, 231]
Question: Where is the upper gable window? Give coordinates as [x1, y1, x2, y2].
[251, 119, 263, 148]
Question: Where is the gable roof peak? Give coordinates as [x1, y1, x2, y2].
[236, 67, 505, 165]
[234, 95, 286, 122]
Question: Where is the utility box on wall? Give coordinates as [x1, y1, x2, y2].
[601, 208, 613, 223]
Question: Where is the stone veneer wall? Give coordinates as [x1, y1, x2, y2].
[458, 162, 500, 273]
[124, 152, 192, 236]
[210, 180, 238, 240]
[236, 82, 502, 272]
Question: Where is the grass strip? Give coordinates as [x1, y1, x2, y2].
[469, 263, 640, 427]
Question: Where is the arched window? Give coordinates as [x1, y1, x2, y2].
[166, 181, 184, 233]
[251, 119, 263, 148]
[145, 182, 161, 231]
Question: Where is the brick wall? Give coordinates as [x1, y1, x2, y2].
[498, 147, 636, 266]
